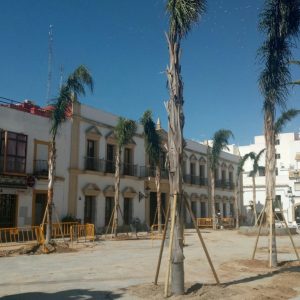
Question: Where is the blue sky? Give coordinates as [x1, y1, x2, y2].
[1, 0, 300, 146]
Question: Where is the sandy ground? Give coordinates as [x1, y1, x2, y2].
[0, 230, 300, 299]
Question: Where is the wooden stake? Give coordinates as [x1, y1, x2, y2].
[164, 193, 177, 298]
[154, 201, 170, 285]
[252, 204, 266, 260]
[184, 195, 220, 284]
[277, 210, 300, 262]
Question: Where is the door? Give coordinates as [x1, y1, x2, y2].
[124, 198, 133, 225]
[200, 202, 206, 217]
[33, 192, 47, 225]
[223, 202, 227, 217]
[295, 205, 300, 224]
[106, 144, 115, 173]
[124, 148, 133, 175]
[84, 196, 95, 224]
[149, 192, 167, 226]
[0, 194, 17, 228]
[105, 197, 114, 226]
[86, 140, 96, 170]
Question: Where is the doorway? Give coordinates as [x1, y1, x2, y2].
[84, 196, 95, 224]
[0, 194, 17, 228]
[295, 205, 300, 225]
[149, 192, 167, 226]
[33, 192, 47, 225]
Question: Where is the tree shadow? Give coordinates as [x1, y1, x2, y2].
[0, 289, 123, 300]
[185, 261, 300, 295]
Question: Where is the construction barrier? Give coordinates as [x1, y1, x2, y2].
[0, 226, 44, 247]
[222, 217, 235, 228]
[70, 224, 95, 243]
[40, 222, 78, 238]
[150, 224, 165, 240]
[197, 218, 213, 228]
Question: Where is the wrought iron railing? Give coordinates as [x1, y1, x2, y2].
[139, 166, 168, 179]
[33, 160, 48, 176]
[183, 175, 208, 186]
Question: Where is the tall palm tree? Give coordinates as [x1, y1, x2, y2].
[248, 149, 265, 225]
[47, 65, 93, 243]
[165, 0, 206, 294]
[258, 0, 300, 267]
[113, 117, 137, 237]
[209, 129, 233, 230]
[274, 109, 300, 135]
[140, 110, 163, 233]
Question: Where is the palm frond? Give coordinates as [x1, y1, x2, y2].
[140, 110, 161, 165]
[115, 117, 137, 148]
[258, 0, 300, 111]
[252, 148, 266, 176]
[210, 129, 234, 170]
[237, 152, 256, 176]
[274, 109, 300, 134]
[166, 0, 206, 40]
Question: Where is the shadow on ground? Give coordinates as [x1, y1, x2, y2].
[0, 289, 122, 300]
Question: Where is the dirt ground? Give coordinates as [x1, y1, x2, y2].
[0, 230, 300, 299]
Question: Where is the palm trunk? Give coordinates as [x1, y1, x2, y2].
[211, 173, 216, 230]
[166, 33, 185, 295]
[113, 146, 121, 237]
[155, 165, 162, 233]
[252, 176, 258, 225]
[234, 176, 240, 229]
[46, 137, 55, 244]
[264, 109, 277, 267]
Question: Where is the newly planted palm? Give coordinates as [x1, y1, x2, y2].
[113, 118, 137, 237]
[47, 65, 93, 243]
[140, 110, 163, 233]
[165, 0, 206, 294]
[258, 0, 300, 266]
[249, 149, 266, 225]
[209, 129, 233, 230]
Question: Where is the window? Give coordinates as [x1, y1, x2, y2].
[275, 153, 280, 159]
[0, 131, 27, 174]
[190, 163, 196, 184]
[200, 202, 206, 217]
[223, 203, 227, 217]
[214, 169, 219, 181]
[191, 201, 197, 218]
[33, 141, 49, 176]
[106, 144, 116, 173]
[258, 167, 265, 177]
[199, 164, 206, 185]
[105, 197, 114, 226]
[124, 198, 133, 225]
[221, 170, 226, 183]
[275, 139, 280, 145]
[86, 140, 97, 170]
[230, 203, 234, 217]
[229, 171, 233, 183]
[84, 196, 95, 224]
[276, 167, 278, 176]
[33, 193, 47, 225]
[274, 195, 282, 209]
[0, 194, 17, 228]
[124, 148, 134, 175]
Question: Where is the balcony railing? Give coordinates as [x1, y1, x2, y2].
[33, 160, 48, 176]
[84, 157, 105, 172]
[183, 175, 208, 186]
[215, 180, 234, 190]
[121, 163, 138, 177]
[139, 166, 168, 179]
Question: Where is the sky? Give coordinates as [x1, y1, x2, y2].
[1, 0, 300, 146]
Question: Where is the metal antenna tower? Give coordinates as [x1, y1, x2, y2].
[46, 25, 53, 103]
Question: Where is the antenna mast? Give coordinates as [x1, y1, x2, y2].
[46, 25, 53, 103]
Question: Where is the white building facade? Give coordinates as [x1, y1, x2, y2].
[239, 132, 300, 224]
[0, 100, 242, 231]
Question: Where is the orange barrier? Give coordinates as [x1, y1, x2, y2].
[40, 222, 78, 238]
[0, 226, 44, 247]
[196, 217, 234, 228]
[197, 218, 213, 228]
[70, 224, 95, 243]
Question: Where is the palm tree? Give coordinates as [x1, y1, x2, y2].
[209, 129, 233, 230]
[47, 65, 93, 243]
[164, 0, 206, 294]
[274, 109, 300, 135]
[140, 110, 163, 233]
[258, 0, 300, 267]
[113, 117, 137, 237]
[248, 149, 265, 225]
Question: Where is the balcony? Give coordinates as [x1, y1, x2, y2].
[84, 157, 105, 172]
[139, 166, 168, 179]
[33, 160, 48, 177]
[121, 163, 138, 177]
[183, 175, 208, 186]
[215, 180, 235, 190]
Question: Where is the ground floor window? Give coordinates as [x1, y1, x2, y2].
[191, 201, 197, 218]
[0, 194, 17, 228]
[230, 203, 234, 217]
[215, 202, 220, 214]
[200, 202, 206, 217]
[33, 192, 47, 225]
[105, 197, 114, 226]
[124, 197, 133, 225]
[84, 196, 95, 224]
[223, 202, 227, 217]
